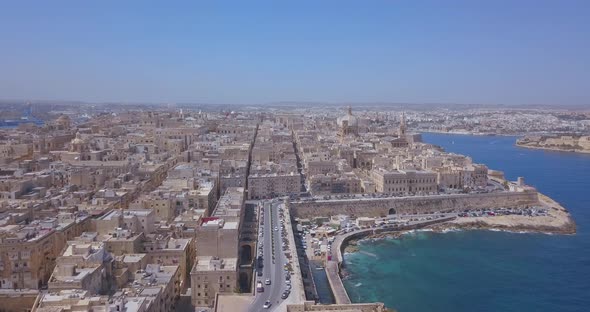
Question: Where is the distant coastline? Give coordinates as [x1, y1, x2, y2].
[516, 135, 590, 154]
[516, 143, 590, 154]
[420, 130, 517, 137]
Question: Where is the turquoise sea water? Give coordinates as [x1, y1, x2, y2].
[342, 133, 590, 312]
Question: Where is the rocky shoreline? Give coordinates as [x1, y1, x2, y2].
[342, 210, 576, 254]
[427, 218, 576, 235]
[343, 231, 407, 254]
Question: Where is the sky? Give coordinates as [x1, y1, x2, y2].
[0, 1, 589, 106]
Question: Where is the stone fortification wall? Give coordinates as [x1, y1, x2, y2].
[517, 135, 590, 152]
[290, 191, 538, 218]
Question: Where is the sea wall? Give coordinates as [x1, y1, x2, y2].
[325, 216, 457, 305]
[334, 216, 457, 264]
[290, 191, 539, 219]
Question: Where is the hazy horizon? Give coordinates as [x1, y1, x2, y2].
[1, 1, 589, 106]
[3, 99, 590, 111]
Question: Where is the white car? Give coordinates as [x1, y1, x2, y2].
[263, 301, 272, 309]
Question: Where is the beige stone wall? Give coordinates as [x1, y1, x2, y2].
[544, 136, 577, 147]
[578, 136, 590, 149]
[0, 291, 38, 312]
[195, 227, 238, 259]
[248, 174, 300, 199]
[306, 161, 337, 175]
[191, 270, 237, 307]
[0, 232, 62, 290]
[287, 302, 385, 312]
[144, 198, 174, 222]
[523, 135, 590, 151]
[95, 214, 121, 235]
[105, 234, 143, 256]
[149, 249, 189, 290]
[291, 192, 539, 218]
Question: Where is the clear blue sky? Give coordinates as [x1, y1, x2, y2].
[0, 1, 588, 105]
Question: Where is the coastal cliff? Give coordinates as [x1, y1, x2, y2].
[516, 135, 590, 154]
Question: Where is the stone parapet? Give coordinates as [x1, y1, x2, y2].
[291, 192, 539, 218]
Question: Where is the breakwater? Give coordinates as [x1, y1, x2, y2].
[326, 217, 456, 304]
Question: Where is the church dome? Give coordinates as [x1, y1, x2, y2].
[57, 115, 70, 122]
[71, 132, 85, 145]
[56, 115, 71, 129]
[337, 106, 358, 127]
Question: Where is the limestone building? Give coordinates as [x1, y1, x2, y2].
[190, 187, 245, 308]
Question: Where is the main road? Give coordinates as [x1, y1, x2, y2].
[249, 200, 289, 311]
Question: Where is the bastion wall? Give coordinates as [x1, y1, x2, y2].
[290, 191, 539, 218]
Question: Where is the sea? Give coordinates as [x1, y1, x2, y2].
[341, 133, 590, 312]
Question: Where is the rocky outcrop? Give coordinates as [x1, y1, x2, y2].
[429, 217, 576, 235]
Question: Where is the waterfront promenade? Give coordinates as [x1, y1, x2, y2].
[326, 215, 457, 304]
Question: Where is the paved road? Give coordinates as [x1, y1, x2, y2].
[249, 201, 289, 311]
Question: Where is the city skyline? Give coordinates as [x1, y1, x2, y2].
[0, 2, 588, 311]
[1, 1, 589, 106]
[0, 104, 582, 312]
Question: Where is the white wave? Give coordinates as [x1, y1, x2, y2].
[440, 228, 461, 233]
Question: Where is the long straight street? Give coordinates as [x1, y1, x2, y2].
[249, 201, 290, 311]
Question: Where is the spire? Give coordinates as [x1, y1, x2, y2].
[347, 106, 352, 115]
[399, 112, 407, 136]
